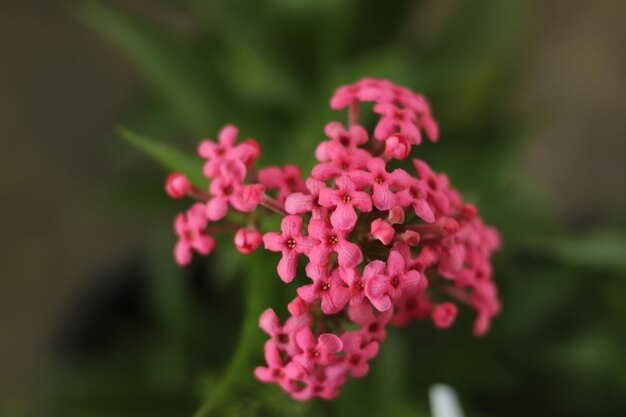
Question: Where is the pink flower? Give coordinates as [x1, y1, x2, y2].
[206, 160, 256, 221]
[348, 303, 393, 343]
[165, 172, 192, 198]
[173, 203, 216, 266]
[254, 342, 299, 392]
[388, 206, 405, 224]
[285, 178, 327, 219]
[339, 332, 379, 378]
[370, 218, 395, 245]
[353, 157, 402, 210]
[198, 124, 260, 178]
[293, 328, 343, 370]
[259, 308, 312, 354]
[412, 159, 451, 215]
[297, 264, 351, 314]
[318, 176, 372, 230]
[307, 219, 362, 268]
[365, 250, 423, 311]
[339, 261, 383, 306]
[259, 164, 306, 203]
[373, 103, 421, 144]
[394, 174, 435, 223]
[263, 215, 317, 282]
[234, 228, 263, 254]
[391, 293, 433, 326]
[432, 302, 458, 329]
[311, 142, 371, 181]
[316, 122, 368, 161]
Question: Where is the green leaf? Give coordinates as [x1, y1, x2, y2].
[117, 127, 206, 188]
[78, 1, 218, 136]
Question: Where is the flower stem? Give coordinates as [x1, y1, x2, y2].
[192, 252, 273, 417]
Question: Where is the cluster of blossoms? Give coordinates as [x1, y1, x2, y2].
[165, 78, 501, 400]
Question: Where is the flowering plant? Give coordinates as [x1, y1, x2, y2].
[165, 78, 501, 400]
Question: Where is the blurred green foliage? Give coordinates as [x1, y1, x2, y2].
[39, 0, 626, 416]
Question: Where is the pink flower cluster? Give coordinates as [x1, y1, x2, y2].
[164, 78, 501, 400]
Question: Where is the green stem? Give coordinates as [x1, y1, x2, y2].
[192, 252, 272, 417]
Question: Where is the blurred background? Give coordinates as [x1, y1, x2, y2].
[1, 0, 624, 416]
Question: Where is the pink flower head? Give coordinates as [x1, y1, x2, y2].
[259, 308, 312, 354]
[198, 124, 260, 178]
[365, 250, 423, 311]
[263, 215, 317, 282]
[373, 103, 421, 144]
[254, 341, 298, 392]
[206, 160, 256, 221]
[285, 178, 326, 219]
[234, 228, 263, 254]
[394, 174, 435, 223]
[370, 218, 395, 245]
[259, 164, 306, 204]
[318, 176, 372, 230]
[297, 264, 351, 314]
[339, 331, 379, 378]
[316, 122, 368, 161]
[412, 159, 451, 215]
[293, 328, 343, 370]
[432, 302, 458, 329]
[311, 142, 371, 181]
[165, 172, 192, 198]
[173, 203, 216, 266]
[307, 219, 362, 268]
[349, 303, 393, 343]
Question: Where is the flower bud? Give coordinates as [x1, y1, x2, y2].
[388, 206, 405, 224]
[165, 172, 192, 199]
[432, 302, 458, 329]
[234, 228, 263, 254]
[384, 134, 411, 160]
[371, 218, 395, 245]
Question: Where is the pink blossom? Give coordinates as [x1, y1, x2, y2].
[338, 331, 379, 378]
[365, 250, 423, 311]
[338, 262, 382, 306]
[165, 172, 192, 198]
[259, 164, 306, 203]
[285, 178, 327, 219]
[254, 342, 299, 392]
[391, 293, 433, 326]
[259, 308, 312, 354]
[318, 176, 372, 230]
[198, 124, 260, 178]
[373, 103, 421, 144]
[353, 157, 402, 210]
[348, 303, 393, 343]
[293, 328, 343, 370]
[412, 159, 451, 215]
[394, 175, 435, 223]
[263, 215, 317, 282]
[311, 142, 371, 181]
[316, 122, 368, 161]
[297, 264, 351, 314]
[432, 302, 458, 329]
[234, 228, 263, 254]
[388, 206, 405, 224]
[173, 203, 215, 266]
[206, 160, 256, 221]
[307, 219, 362, 268]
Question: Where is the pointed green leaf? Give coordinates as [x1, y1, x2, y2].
[117, 127, 206, 188]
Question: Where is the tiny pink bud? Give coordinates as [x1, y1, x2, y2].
[461, 203, 477, 220]
[242, 184, 266, 204]
[234, 228, 263, 254]
[384, 134, 411, 160]
[165, 172, 192, 199]
[371, 218, 395, 245]
[388, 206, 405, 224]
[288, 296, 310, 316]
[432, 302, 458, 328]
[443, 219, 459, 236]
[403, 230, 421, 246]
